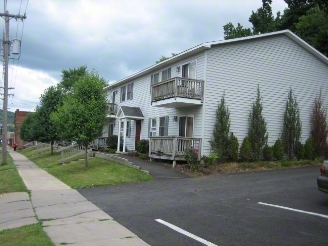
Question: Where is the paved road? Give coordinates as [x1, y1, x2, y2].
[79, 166, 328, 246]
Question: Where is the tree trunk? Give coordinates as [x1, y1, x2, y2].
[51, 141, 54, 155]
[85, 143, 88, 167]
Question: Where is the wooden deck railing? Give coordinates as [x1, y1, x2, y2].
[108, 103, 117, 115]
[149, 136, 202, 160]
[151, 77, 204, 103]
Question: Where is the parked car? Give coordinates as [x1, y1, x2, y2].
[317, 160, 328, 194]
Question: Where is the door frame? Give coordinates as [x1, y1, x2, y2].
[178, 114, 194, 137]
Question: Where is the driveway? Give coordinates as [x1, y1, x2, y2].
[79, 166, 328, 246]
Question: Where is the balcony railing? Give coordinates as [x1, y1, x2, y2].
[107, 103, 117, 115]
[151, 77, 204, 103]
[149, 136, 202, 161]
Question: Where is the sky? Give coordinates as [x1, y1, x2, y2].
[1, 0, 288, 112]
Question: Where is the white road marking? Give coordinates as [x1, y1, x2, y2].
[155, 219, 217, 246]
[258, 202, 328, 219]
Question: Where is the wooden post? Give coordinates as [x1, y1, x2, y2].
[117, 119, 121, 153]
[172, 137, 177, 168]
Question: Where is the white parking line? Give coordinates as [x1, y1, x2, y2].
[155, 219, 217, 246]
[258, 202, 328, 219]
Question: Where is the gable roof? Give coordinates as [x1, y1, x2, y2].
[117, 106, 144, 119]
[106, 30, 328, 89]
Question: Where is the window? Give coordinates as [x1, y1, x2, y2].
[149, 118, 156, 137]
[108, 123, 114, 136]
[127, 83, 133, 100]
[159, 116, 169, 136]
[150, 73, 159, 93]
[120, 121, 131, 137]
[112, 91, 117, 103]
[121, 86, 126, 102]
[181, 61, 196, 79]
[121, 83, 133, 102]
[161, 68, 171, 82]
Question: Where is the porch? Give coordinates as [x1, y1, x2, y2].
[151, 77, 204, 108]
[149, 136, 202, 167]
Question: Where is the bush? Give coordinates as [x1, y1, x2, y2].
[185, 147, 200, 171]
[136, 139, 149, 154]
[228, 132, 239, 162]
[240, 137, 252, 162]
[295, 141, 304, 160]
[273, 139, 284, 161]
[263, 145, 273, 161]
[201, 152, 218, 168]
[304, 138, 314, 160]
[107, 135, 118, 149]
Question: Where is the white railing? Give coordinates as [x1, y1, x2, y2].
[149, 136, 202, 160]
[35, 143, 51, 154]
[108, 103, 117, 115]
[151, 77, 204, 103]
[23, 141, 36, 149]
[58, 145, 86, 164]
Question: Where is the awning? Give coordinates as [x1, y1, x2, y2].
[116, 106, 144, 120]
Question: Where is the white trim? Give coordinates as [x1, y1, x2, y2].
[123, 118, 127, 152]
[201, 50, 207, 155]
[152, 98, 203, 108]
[118, 116, 144, 120]
[105, 30, 328, 90]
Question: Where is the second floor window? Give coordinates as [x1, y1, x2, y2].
[150, 73, 159, 93]
[161, 68, 171, 82]
[121, 82, 134, 102]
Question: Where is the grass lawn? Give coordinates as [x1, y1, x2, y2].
[19, 148, 153, 189]
[0, 223, 54, 246]
[0, 151, 27, 195]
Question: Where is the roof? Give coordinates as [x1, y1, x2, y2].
[117, 106, 144, 119]
[106, 30, 328, 89]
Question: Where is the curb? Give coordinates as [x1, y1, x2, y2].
[93, 152, 150, 175]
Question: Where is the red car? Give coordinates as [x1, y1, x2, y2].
[317, 160, 328, 194]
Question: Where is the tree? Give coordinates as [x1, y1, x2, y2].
[223, 22, 252, 40]
[210, 92, 230, 162]
[281, 88, 302, 159]
[156, 53, 178, 64]
[51, 70, 108, 167]
[34, 85, 63, 155]
[20, 112, 38, 142]
[248, 86, 268, 161]
[59, 66, 87, 92]
[249, 0, 277, 34]
[310, 89, 328, 157]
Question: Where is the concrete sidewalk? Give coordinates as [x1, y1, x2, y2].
[1, 148, 149, 246]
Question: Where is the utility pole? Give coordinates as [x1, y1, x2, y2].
[0, 11, 26, 164]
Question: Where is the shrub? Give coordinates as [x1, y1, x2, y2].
[295, 141, 304, 160]
[107, 135, 118, 149]
[210, 92, 230, 162]
[138, 153, 148, 160]
[240, 137, 252, 162]
[273, 139, 284, 161]
[304, 138, 314, 160]
[185, 147, 200, 171]
[201, 152, 218, 168]
[136, 139, 149, 154]
[263, 145, 273, 161]
[228, 132, 239, 162]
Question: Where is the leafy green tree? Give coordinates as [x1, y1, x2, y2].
[34, 86, 63, 155]
[59, 66, 87, 92]
[310, 89, 328, 157]
[273, 139, 284, 160]
[210, 92, 230, 162]
[156, 53, 178, 64]
[51, 71, 108, 167]
[223, 22, 253, 40]
[249, 0, 277, 34]
[281, 88, 302, 159]
[228, 132, 239, 162]
[20, 112, 38, 142]
[248, 86, 268, 161]
[240, 136, 252, 162]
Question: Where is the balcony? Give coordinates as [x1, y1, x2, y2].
[149, 136, 202, 166]
[151, 77, 204, 108]
[107, 103, 117, 118]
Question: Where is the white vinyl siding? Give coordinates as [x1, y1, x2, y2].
[202, 34, 328, 155]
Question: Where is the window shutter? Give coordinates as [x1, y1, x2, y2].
[120, 87, 122, 102]
[131, 83, 134, 99]
[164, 116, 169, 136]
[148, 118, 151, 138]
[168, 68, 171, 79]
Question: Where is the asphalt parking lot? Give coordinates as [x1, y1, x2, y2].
[79, 166, 328, 246]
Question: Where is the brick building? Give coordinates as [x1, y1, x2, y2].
[14, 109, 31, 149]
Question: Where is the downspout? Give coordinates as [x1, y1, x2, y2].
[201, 49, 209, 156]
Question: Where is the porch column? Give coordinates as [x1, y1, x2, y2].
[123, 118, 127, 153]
[117, 118, 121, 152]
